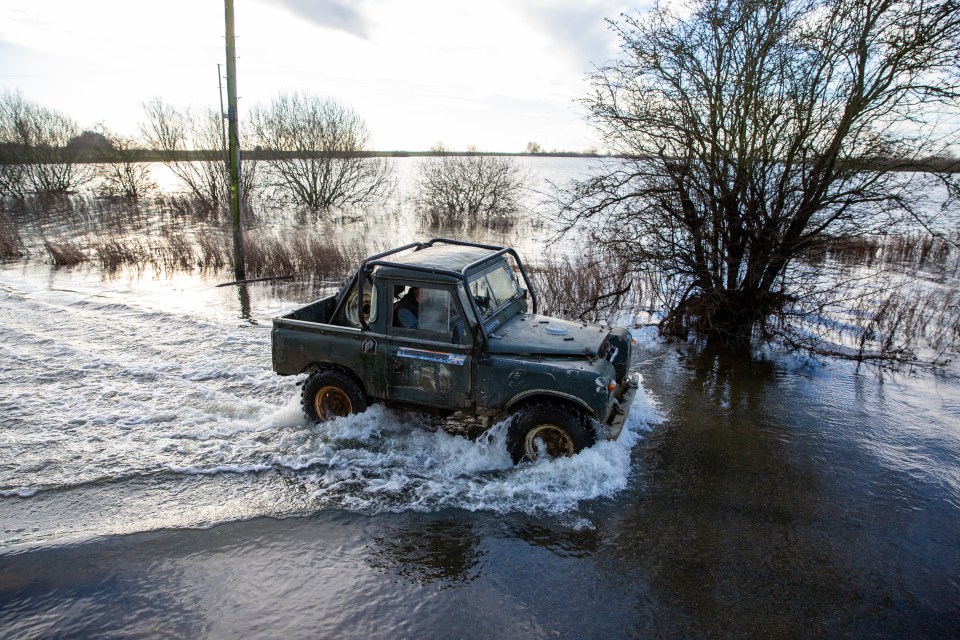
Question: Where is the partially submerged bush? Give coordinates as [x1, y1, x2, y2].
[249, 93, 391, 209]
[0, 213, 26, 259]
[43, 237, 86, 266]
[242, 230, 366, 280]
[414, 146, 528, 229]
[95, 131, 158, 200]
[140, 97, 258, 210]
[528, 250, 639, 324]
[1, 90, 96, 196]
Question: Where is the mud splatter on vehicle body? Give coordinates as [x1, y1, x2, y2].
[272, 239, 640, 463]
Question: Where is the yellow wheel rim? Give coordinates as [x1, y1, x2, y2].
[524, 424, 575, 460]
[313, 385, 353, 421]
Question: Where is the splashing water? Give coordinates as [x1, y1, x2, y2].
[0, 265, 661, 550]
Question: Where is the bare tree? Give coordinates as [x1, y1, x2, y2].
[140, 97, 256, 209]
[0, 90, 95, 196]
[0, 91, 28, 197]
[559, 0, 960, 349]
[93, 126, 157, 200]
[248, 92, 392, 209]
[415, 144, 529, 229]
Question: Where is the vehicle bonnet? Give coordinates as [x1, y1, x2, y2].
[485, 314, 609, 357]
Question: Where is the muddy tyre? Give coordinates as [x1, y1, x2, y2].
[302, 369, 367, 422]
[506, 402, 594, 464]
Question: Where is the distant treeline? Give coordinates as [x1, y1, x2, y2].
[0, 146, 604, 164]
[2, 143, 956, 172]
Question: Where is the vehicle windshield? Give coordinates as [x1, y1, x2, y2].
[467, 263, 523, 319]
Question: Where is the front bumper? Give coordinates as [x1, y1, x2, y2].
[604, 372, 641, 441]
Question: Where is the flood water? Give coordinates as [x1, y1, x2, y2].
[2, 158, 960, 638]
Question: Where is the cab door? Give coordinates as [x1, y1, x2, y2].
[384, 284, 473, 410]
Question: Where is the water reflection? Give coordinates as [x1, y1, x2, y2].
[508, 521, 600, 559]
[363, 514, 607, 593]
[366, 516, 484, 589]
[237, 282, 252, 322]
[599, 346, 958, 637]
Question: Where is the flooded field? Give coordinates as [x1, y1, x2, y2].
[2, 158, 959, 637]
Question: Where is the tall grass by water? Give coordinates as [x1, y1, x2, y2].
[3, 192, 959, 363]
[0, 212, 26, 259]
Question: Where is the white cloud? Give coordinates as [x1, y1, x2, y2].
[0, 0, 640, 151]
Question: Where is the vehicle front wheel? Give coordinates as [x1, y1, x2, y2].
[506, 402, 594, 464]
[301, 369, 368, 422]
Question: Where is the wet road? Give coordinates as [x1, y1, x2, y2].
[2, 264, 959, 638]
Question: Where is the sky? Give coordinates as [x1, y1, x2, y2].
[0, 0, 640, 152]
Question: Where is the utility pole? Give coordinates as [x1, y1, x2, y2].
[217, 64, 229, 171]
[224, 0, 245, 281]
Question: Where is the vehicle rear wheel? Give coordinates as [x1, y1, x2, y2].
[302, 369, 367, 422]
[506, 402, 593, 464]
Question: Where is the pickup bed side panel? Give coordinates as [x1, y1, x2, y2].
[272, 319, 387, 399]
[283, 295, 337, 324]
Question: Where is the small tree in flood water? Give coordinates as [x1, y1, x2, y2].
[93, 127, 157, 200]
[415, 144, 528, 229]
[559, 0, 960, 350]
[140, 97, 257, 212]
[248, 93, 392, 210]
[0, 90, 95, 196]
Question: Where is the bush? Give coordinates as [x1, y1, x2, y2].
[43, 238, 86, 266]
[414, 145, 528, 229]
[249, 93, 392, 209]
[0, 213, 26, 260]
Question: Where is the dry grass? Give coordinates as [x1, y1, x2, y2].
[244, 234, 297, 278]
[161, 230, 195, 271]
[243, 230, 367, 280]
[528, 251, 641, 324]
[36, 222, 367, 281]
[816, 231, 959, 272]
[884, 232, 956, 269]
[196, 229, 230, 271]
[0, 213, 26, 260]
[43, 237, 87, 266]
[8, 193, 959, 365]
[92, 237, 150, 271]
[847, 284, 960, 364]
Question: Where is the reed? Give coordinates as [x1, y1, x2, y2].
[243, 233, 296, 278]
[159, 230, 195, 271]
[819, 231, 958, 272]
[0, 213, 26, 260]
[847, 283, 960, 365]
[92, 236, 150, 271]
[882, 231, 955, 269]
[528, 251, 640, 324]
[7, 192, 959, 365]
[241, 230, 366, 280]
[43, 237, 87, 266]
[196, 229, 230, 271]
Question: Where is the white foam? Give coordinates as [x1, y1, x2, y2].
[1, 487, 39, 498]
[260, 387, 665, 516]
[1, 264, 666, 538]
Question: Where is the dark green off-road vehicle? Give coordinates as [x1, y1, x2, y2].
[272, 239, 640, 463]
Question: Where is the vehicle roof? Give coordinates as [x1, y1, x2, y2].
[373, 244, 504, 282]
